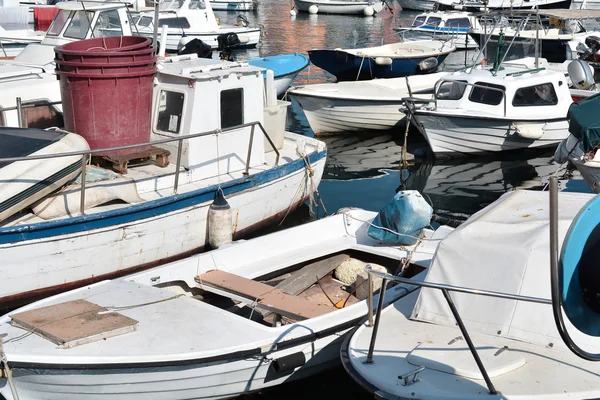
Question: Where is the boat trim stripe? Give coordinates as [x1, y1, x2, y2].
[0, 149, 326, 245]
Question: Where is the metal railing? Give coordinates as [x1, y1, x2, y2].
[0, 97, 280, 216]
[364, 265, 551, 395]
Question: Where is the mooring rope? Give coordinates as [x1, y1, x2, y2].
[0, 335, 21, 400]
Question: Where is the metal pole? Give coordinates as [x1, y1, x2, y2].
[366, 278, 387, 364]
[152, 0, 161, 52]
[243, 125, 255, 176]
[79, 154, 88, 215]
[442, 288, 497, 394]
[535, 11, 540, 69]
[16, 97, 23, 128]
[173, 138, 183, 194]
[549, 176, 559, 292]
[367, 273, 374, 327]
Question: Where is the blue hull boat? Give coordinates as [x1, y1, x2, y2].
[248, 53, 310, 95]
[308, 40, 456, 81]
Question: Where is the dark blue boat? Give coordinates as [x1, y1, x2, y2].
[308, 39, 456, 81]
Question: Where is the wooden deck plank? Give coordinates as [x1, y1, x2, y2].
[274, 254, 350, 296]
[10, 299, 138, 348]
[195, 270, 336, 320]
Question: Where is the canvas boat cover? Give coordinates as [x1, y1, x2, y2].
[411, 190, 600, 353]
[568, 93, 600, 153]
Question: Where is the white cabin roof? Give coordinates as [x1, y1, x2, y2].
[56, 1, 127, 11]
[159, 56, 264, 81]
[442, 64, 565, 87]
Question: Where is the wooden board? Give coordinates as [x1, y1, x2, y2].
[274, 254, 350, 296]
[10, 299, 138, 349]
[196, 270, 335, 320]
[300, 275, 360, 308]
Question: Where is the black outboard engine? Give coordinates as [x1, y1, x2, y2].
[217, 32, 241, 61]
[579, 36, 600, 61]
[177, 38, 213, 59]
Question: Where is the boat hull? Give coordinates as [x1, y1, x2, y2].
[414, 112, 569, 156]
[1, 335, 344, 400]
[141, 28, 261, 51]
[208, 0, 255, 10]
[294, 0, 384, 14]
[308, 49, 451, 81]
[248, 54, 310, 96]
[0, 142, 326, 311]
[290, 94, 406, 135]
[555, 134, 600, 193]
[395, 0, 436, 10]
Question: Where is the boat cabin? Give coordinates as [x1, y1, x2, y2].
[134, 0, 219, 35]
[40, 2, 133, 48]
[151, 54, 268, 177]
[411, 11, 480, 32]
[430, 64, 573, 119]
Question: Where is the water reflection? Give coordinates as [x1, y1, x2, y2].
[406, 150, 568, 220]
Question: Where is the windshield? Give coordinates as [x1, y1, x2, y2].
[160, 0, 184, 10]
[63, 10, 95, 39]
[47, 10, 70, 36]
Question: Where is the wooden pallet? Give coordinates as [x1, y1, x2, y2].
[94, 146, 171, 174]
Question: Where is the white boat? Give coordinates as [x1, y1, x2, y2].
[287, 72, 448, 136]
[435, 0, 571, 11]
[342, 189, 600, 400]
[293, 0, 385, 15]
[208, 0, 256, 11]
[395, 11, 480, 50]
[0, 208, 447, 400]
[469, 9, 600, 64]
[554, 92, 600, 193]
[0, 128, 89, 222]
[0, 46, 329, 312]
[133, 0, 261, 51]
[405, 62, 573, 156]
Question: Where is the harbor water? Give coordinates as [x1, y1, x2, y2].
[214, 1, 582, 398]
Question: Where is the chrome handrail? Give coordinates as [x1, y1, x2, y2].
[0, 100, 281, 215]
[364, 265, 551, 395]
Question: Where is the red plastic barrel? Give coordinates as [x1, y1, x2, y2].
[55, 36, 157, 156]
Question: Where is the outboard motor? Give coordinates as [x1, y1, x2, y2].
[579, 36, 600, 61]
[177, 38, 213, 59]
[217, 32, 241, 61]
[236, 14, 249, 27]
[567, 59, 596, 90]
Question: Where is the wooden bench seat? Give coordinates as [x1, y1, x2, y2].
[195, 270, 336, 320]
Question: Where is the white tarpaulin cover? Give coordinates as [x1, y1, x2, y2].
[411, 190, 600, 352]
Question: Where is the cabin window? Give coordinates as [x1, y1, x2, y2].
[220, 88, 244, 129]
[447, 18, 471, 28]
[156, 91, 185, 134]
[512, 83, 558, 106]
[129, 14, 141, 26]
[413, 16, 426, 26]
[64, 10, 94, 39]
[47, 10, 70, 36]
[469, 82, 505, 106]
[0, 110, 4, 127]
[93, 10, 123, 38]
[160, 0, 185, 10]
[437, 80, 467, 100]
[21, 100, 64, 129]
[158, 17, 190, 29]
[138, 16, 153, 27]
[189, 0, 206, 9]
[425, 17, 441, 27]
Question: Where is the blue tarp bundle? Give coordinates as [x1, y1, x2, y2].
[368, 191, 433, 245]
